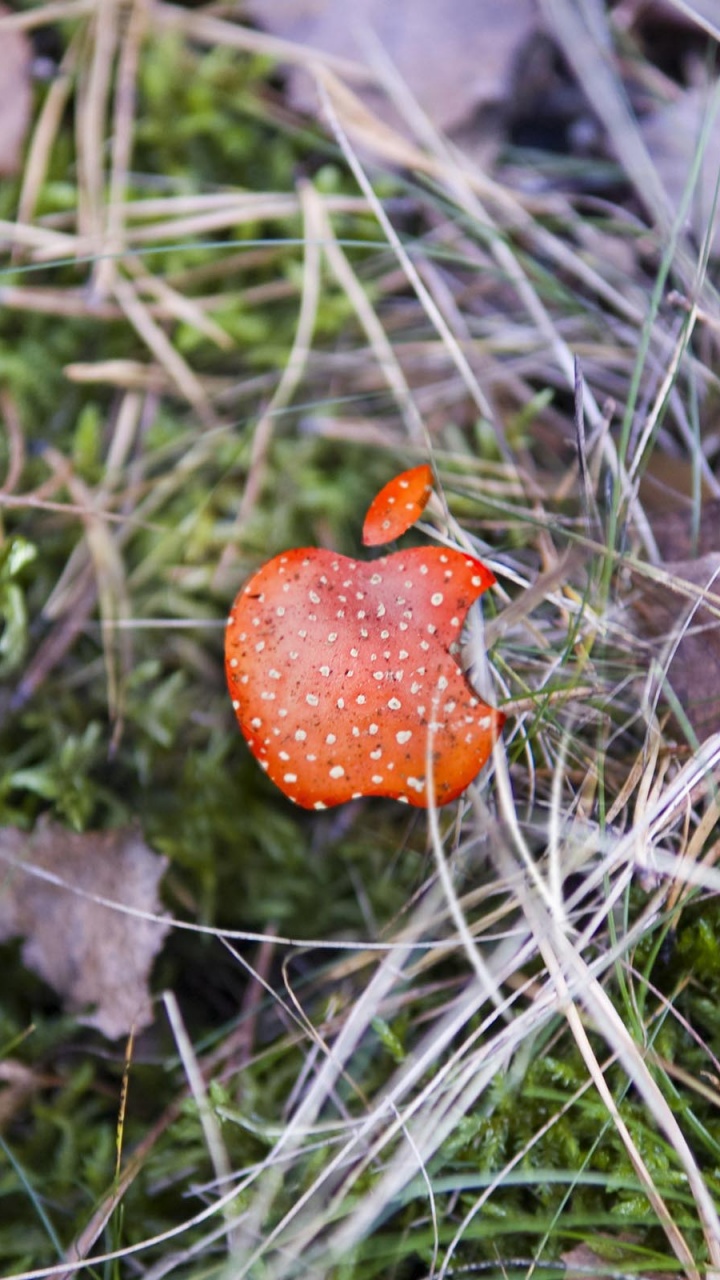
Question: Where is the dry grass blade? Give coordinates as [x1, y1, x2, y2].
[234, 180, 322, 529]
[43, 448, 132, 723]
[155, 1, 374, 83]
[313, 188, 427, 445]
[112, 275, 216, 424]
[317, 67, 497, 425]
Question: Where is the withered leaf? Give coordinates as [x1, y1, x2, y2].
[245, 0, 539, 138]
[0, 823, 170, 1039]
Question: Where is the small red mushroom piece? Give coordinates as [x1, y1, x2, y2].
[225, 541, 504, 810]
[362, 464, 434, 546]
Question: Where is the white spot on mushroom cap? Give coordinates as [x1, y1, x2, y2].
[326, 733, 336, 745]
[329, 765, 345, 779]
[396, 730, 412, 745]
[306, 694, 319, 706]
[284, 772, 298, 783]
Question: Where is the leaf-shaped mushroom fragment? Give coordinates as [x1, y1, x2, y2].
[362, 464, 434, 546]
[226, 545, 503, 808]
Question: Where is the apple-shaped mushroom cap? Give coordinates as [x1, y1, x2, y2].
[362, 464, 433, 546]
[225, 545, 504, 809]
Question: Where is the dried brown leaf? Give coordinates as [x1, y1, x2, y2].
[245, 0, 539, 135]
[0, 3, 32, 176]
[0, 823, 170, 1038]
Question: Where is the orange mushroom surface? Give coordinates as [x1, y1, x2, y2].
[362, 464, 433, 546]
[225, 527, 505, 809]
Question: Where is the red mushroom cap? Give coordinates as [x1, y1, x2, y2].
[225, 544, 504, 809]
[362, 464, 434, 546]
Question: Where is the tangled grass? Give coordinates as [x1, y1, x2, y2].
[2, 3, 720, 1278]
